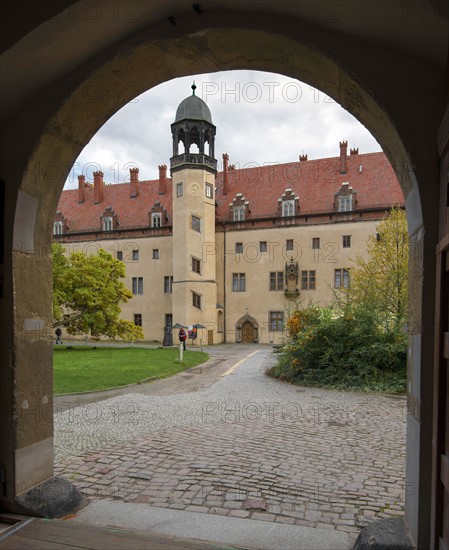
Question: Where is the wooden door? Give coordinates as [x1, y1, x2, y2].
[241, 321, 254, 343]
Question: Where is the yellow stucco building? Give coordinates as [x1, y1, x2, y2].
[55, 86, 404, 345]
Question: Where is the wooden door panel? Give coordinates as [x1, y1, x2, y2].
[241, 322, 254, 343]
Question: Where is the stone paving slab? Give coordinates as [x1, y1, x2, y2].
[73, 500, 353, 550]
[54, 347, 406, 543]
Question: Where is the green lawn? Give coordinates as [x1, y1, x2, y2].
[53, 346, 208, 394]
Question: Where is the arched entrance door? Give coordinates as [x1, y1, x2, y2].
[236, 313, 258, 343]
[241, 321, 255, 343]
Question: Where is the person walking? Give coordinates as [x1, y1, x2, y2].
[55, 327, 63, 344]
[178, 328, 186, 351]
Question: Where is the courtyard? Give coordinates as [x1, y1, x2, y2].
[54, 345, 406, 546]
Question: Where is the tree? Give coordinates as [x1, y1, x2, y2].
[52, 243, 143, 340]
[346, 206, 408, 333]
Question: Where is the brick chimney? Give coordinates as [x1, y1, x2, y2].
[78, 174, 85, 203]
[299, 154, 308, 162]
[158, 164, 167, 195]
[339, 141, 348, 174]
[222, 153, 229, 195]
[130, 167, 139, 198]
[93, 171, 104, 204]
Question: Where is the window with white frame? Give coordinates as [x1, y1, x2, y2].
[132, 277, 143, 294]
[132, 249, 139, 260]
[235, 242, 243, 254]
[338, 195, 353, 212]
[53, 221, 63, 235]
[282, 200, 295, 217]
[342, 235, 351, 248]
[176, 183, 183, 197]
[103, 217, 113, 231]
[233, 205, 245, 221]
[151, 213, 162, 228]
[205, 183, 213, 198]
[152, 249, 159, 259]
[334, 268, 350, 288]
[232, 273, 246, 292]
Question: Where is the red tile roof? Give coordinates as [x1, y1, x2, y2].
[215, 151, 404, 220]
[56, 151, 403, 232]
[57, 179, 173, 232]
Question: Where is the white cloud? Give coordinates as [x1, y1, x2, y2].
[65, 70, 381, 188]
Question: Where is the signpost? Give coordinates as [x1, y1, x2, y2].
[172, 323, 187, 363]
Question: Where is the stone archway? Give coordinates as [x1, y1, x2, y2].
[1, 5, 446, 547]
[236, 313, 259, 343]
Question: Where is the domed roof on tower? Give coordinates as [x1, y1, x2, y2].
[174, 82, 213, 124]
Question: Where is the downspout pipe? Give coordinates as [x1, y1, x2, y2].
[222, 222, 227, 343]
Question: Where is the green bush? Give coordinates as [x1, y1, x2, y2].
[268, 304, 407, 394]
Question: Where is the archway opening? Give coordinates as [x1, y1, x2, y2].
[48, 69, 408, 545]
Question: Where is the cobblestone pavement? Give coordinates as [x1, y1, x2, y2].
[54, 346, 406, 542]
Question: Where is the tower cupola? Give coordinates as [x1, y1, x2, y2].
[170, 83, 217, 175]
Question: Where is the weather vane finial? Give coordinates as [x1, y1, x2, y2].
[191, 81, 196, 96]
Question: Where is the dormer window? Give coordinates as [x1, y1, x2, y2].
[100, 207, 117, 232]
[103, 217, 113, 231]
[338, 195, 353, 212]
[151, 213, 162, 228]
[230, 193, 249, 222]
[233, 205, 245, 221]
[278, 189, 299, 217]
[335, 182, 356, 212]
[53, 221, 63, 235]
[149, 202, 167, 228]
[282, 200, 295, 217]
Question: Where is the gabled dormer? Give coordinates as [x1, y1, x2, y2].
[149, 202, 168, 228]
[278, 189, 299, 217]
[230, 193, 250, 221]
[53, 211, 67, 236]
[100, 206, 118, 232]
[334, 182, 357, 212]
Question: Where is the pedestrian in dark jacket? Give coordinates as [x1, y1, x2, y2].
[178, 328, 186, 350]
[55, 327, 63, 344]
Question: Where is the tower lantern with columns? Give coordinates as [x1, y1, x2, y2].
[170, 82, 217, 173]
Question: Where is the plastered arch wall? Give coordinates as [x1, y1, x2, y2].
[1, 11, 443, 548]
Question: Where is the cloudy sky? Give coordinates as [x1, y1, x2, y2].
[64, 70, 382, 188]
